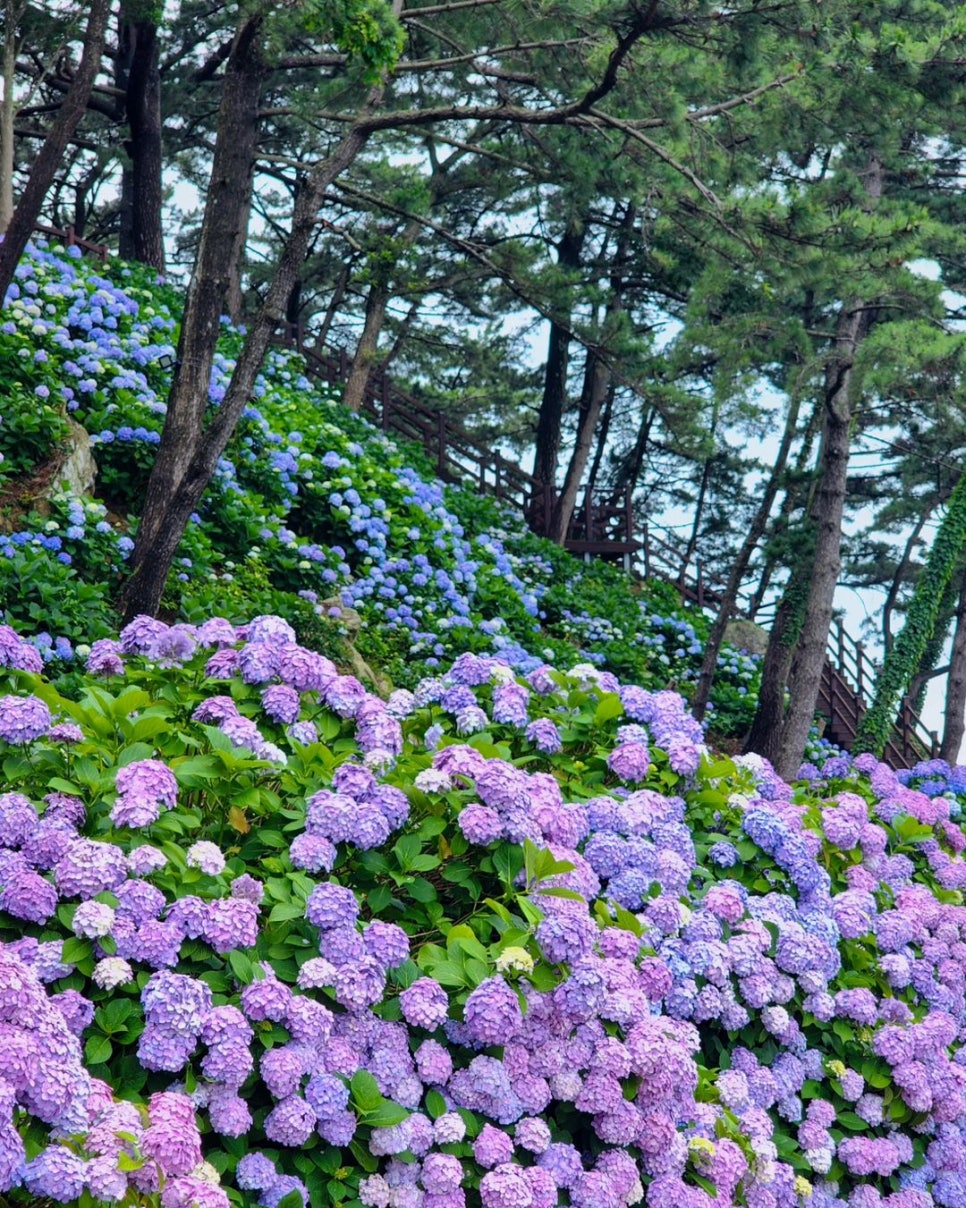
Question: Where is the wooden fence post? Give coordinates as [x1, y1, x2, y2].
[380, 377, 391, 430]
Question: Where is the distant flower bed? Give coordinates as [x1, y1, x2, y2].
[0, 242, 759, 737]
[0, 612, 960, 1208]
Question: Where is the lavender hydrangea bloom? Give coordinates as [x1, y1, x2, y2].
[54, 838, 128, 897]
[261, 683, 302, 724]
[186, 840, 226, 876]
[203, 899, 258, 953]
[526, 718, 562, 753]
[23, 1147, 88, 1200]
[87, 639, 125, 676]
[401, 977, 449, 1029]
[463, 976, 522, 1044]
[607, 741, 650, 782]
[306, 881, 359, 930]
[0, 695, 51, 743]
[112, 758, 177, 827]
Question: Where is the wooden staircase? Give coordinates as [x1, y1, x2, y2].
[275, 332, 639, 567]
[35, 223, 938, 769]
[278, 332, 936, 771]
[641, 524, 938, 770]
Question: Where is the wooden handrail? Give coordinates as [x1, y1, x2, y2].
[273, 326, 636, 558]
[272, 325, 933, 769]
[639, 520, 937, 767]
[32, 223, 108, 261]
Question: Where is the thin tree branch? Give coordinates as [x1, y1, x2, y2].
[400, 0, 503, 19]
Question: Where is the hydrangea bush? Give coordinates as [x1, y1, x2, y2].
[0, 240, 759, 735]
[0, 610, 963, 1208]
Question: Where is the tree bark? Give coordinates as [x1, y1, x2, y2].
[343, 276, 392, 412]
[608, 398, 661, 509]
[0, 2, 20, 233]
[585, 379, 615, 497]
[941, 567, 966, 763]
[692, 383, 805, 720]
[122, 96, 383, 619]
[530, 220, 585, 535]
[770, 311, 865, 780]
[121, 12, 266, 606]
[550, 347, 611, 543]
[121, 12, 165, 270]
[746, 397, 824, 620]
[0, 0, 110, 299]
[551, 203, 632, 543]
[225, 178, 251, 324]
[745, 288, 876, 778]
[745, 149, 883, 775]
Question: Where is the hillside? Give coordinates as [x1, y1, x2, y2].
[0, 241, 762, 744]
[1, 240, 966, 1208]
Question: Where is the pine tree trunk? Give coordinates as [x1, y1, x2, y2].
[585, 383, 615, 496]
[122, 102, 380, 619]
[745, 295, 875, 777]
[123, 14, 164, 270]
[0, 0, 110, 299]
[743, 590, 801, 766]
[121, 12, 266, 609]
[225, 180, 251, 324]
[774, 308, 867, 779]
[550, 348, 610, 543]
[941, 568, 966, 763]
[693, 386, 804, 720]
[530, 222, 585, 535]
[0, 3, 18, 233]
[343, 217, 421, 412]
[551, 203, 631, 544]
[343, 281, 390, 412]
[747, 399, 824, 619]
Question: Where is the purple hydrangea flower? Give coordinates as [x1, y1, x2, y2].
[0, 695, 51, 744]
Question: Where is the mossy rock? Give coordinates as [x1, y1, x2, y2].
[724, 618, 769, 656]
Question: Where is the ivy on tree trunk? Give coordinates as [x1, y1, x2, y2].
[854, 469, 966, 757]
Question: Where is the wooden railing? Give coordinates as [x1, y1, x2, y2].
[640, 521, 938, 767]
[278, 328, 935, 768]
[821, 618, 939, 766]
[32, 223, 108, 261]
[275, 331, 639, 565]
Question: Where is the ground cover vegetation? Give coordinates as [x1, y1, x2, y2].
[12, 3, 966, 1208]
[0, 601, 961, 1208]
[0, 240, 951, 1208]
[0, 242, 762, 735]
